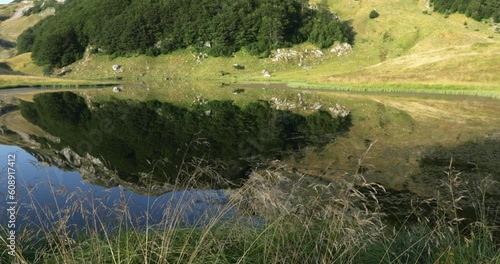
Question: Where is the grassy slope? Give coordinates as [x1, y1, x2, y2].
[0, 2, 111, 87]
[0, 1, 38, 58]
[1, 0, 499, 91]
[41, 0, 497, 90]
[287, 0, 500, 86]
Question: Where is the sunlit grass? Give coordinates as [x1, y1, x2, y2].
[1, 0, 499, 93]
[0, 74, 115, 89]
[286, 81, 500, 99]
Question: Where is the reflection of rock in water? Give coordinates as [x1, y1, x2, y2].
[27, 147, 119, 188]
[25, 147, 179, 196]
[19, 92, 351, 192]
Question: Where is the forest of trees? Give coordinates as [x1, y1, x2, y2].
[17, 0, 355, 68]
[431, 0, 499, 22]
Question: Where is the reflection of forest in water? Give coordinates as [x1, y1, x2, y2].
[19, 92, 351, 188]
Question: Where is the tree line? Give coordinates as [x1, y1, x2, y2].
[431, 0, 499, 22]
[17, 0, 355, 68]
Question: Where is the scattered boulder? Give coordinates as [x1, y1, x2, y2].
[312, 103, 323, 110]
[262, 70, 271, 77]
[194, 53, 209, 62]
[58, 68, 71, 76]
[194, 95, 208, 105]
[313, 49, 324, 57]
[269, 97, 297, 110]
[328, 103, 350, 117]
[271, 47, 332, 67]
[112, 65, 121, 71]
[61, 148, 82, 166]
[272, 48, 298, 62]
[369, 9, 380, 19]
[330, 43, 352, 57]
[112, 87, 122, 93]
[233, 64, 245, 70]
[199, 41, 211, 48]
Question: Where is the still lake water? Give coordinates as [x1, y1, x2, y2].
[0, 144, 236, 231]
[0, 88, 350, 232]
[1, 85, 499, 232]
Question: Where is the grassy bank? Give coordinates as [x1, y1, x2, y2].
[0, 162, 498, 263]
[1, 0, 499, 96]
[0, 74, 117, 89]
[286, 81, 500, 99]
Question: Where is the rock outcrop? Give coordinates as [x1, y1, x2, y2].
[330, 43, 352, 57]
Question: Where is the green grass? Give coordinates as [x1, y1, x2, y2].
[1, 0, 498, 98]
[0, 0, 498, 262]
[286, 81, 500, 99]
[0, 74, 116, 89]
[0, 155, 498, 263]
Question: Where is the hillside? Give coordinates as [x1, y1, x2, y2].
[1, 0, 499, 91]
[431, 0, 499, 22]
[0, 1, 45, 59]
[285, 0, 500, 87]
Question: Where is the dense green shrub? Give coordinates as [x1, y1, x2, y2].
[431, 0, 500, 22]
[16, 28, 35, 54]
[31, 25, 87, 68]
[369, 10, 380, 19]
[17, 0, 355, 67]
[42, 65, 53, 76]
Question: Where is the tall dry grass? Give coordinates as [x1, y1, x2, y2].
[0, 146, 498, 264]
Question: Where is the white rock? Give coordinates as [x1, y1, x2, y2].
[330, 43, 352, 57]
[313, 49, 324, 57]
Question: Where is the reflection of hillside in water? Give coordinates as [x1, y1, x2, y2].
[418, 139, 500, 226]
[19, 92, 351, 192]
[0, 145, 238, 230]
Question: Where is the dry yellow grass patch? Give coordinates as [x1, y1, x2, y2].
[2, 52, 43, 75]
[296, 0, 500, 87]
[0, 14, 42, 42]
